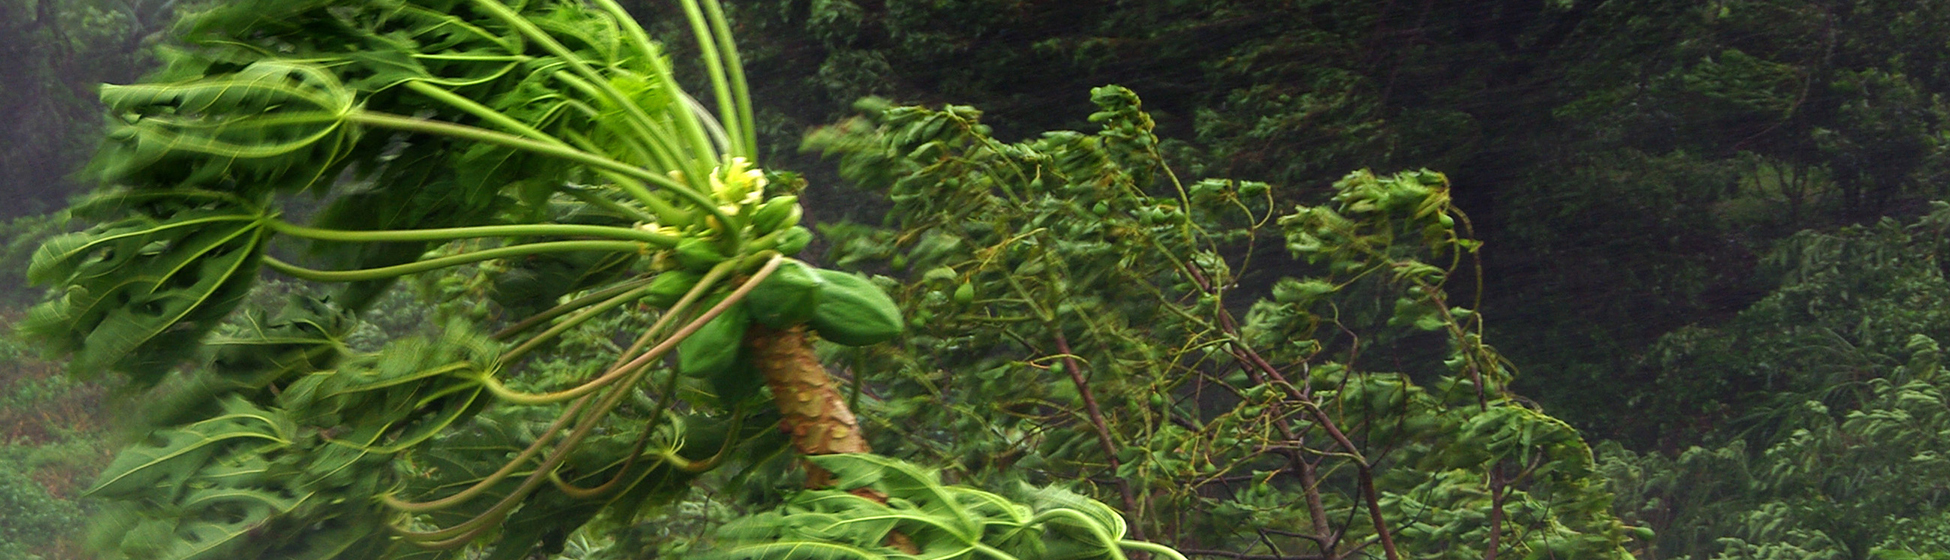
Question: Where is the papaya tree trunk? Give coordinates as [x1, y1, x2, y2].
[746, 324, 871, 486]
[747, 323, 919, 553]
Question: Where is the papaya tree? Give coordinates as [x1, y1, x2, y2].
[24, 1, 1176, 558]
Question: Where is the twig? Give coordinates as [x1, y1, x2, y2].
[1055, 332, 1148, 543]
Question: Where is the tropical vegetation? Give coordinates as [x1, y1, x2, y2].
[3, 1, 1950, 559]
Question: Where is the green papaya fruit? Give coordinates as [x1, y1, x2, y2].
[677, 297, 748, 378]
[772, 226, 813, 256]
[808, 270, 903, 346]
[748, 225, 814, 256]
[708, 353, 765, 407]
[750, 196, 802, 234]
[674, 237, 726, 271]
[644, 270, 704, 308]
[746, 259, 823, 328]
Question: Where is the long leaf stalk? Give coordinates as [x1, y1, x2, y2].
[698, 0, 757, 157]
[483, 259, 742, 405]
[675, 0, 742, 159]
[493, 276, 660, 340]
[396, 369, 642, 545]
[546, 69, 696, 174]
[465, 0, 718, 187]
[497, 283, 662, 364]
[263, 240, 644, 283]
[582, 0, 723, 174]
[427, 259, 737, 519]
[554, 397, 746, 500]
[382, 391, 595, 514]
[403, 80, 565, 146]
[267, 219, 679, 247]
[391, 257, 782, 543]
[345, 111, 740, 245]
[560, 184, 668, 225]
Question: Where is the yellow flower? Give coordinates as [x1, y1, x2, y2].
[711, 156, 767, 208]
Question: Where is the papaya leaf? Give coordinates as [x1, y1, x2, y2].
[21, 201, 267, 379]
[704, 541, 887, 560]
[208, 294, 355, 387]
[89, 397, 291, 498]
[809, 454, 982, 540]
[1016, 484, 1128, 542]
[96, 61, 360, 195]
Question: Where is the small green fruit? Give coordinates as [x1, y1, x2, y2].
[953, 281, 975, 306]
[673, 237, 726, 271]
[750, 196, 802, 233]
[772, 226, 814, 255]
[644, 270, 705, 308]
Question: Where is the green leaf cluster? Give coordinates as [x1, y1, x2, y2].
[808, 86, 1634, 559]
[1602, 203, 1950, 559]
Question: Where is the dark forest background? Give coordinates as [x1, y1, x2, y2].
[7, 1, 1950, 558]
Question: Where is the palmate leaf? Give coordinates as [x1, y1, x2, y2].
[180, 0, 524, 91]
[92, 429, 333, 560]
[158, 487, 311, 560]
[22, 199, 268, 380]
[275, 325, 497, 458]
[208, 295, 356, 387]
[1015, 484, 1127, 542]
[705, 455, 1145, 560]
[97, 61, 359, 195]
[89, 396, 291, 498]
[811, 454, 983, 541]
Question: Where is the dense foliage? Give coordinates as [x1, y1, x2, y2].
[803, 89, 1633, 558]
[670, 0, 1950, 444]
[1603, 206, 1950, 559]
[7, 1, 1950, 559]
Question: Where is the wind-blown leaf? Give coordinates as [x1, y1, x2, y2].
[156, 486, 309, 560]
[89, 397, 290, 498]
[208, 295, 355, 387]
[1016, 484, 1128, 542]
[705, 455, 1150, 560]
[708, 541, 888, 560]
[809, 454, 983, 540]
[96, 61, 360, 195]
[22, 202, 267, 379]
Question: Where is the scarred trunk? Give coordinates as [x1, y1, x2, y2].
[747, 323, 918, 553]
[745, 324, 871, 486]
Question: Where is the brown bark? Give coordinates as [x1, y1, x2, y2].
[747, 323, 917, 553]
[746, 324, 872, 488]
